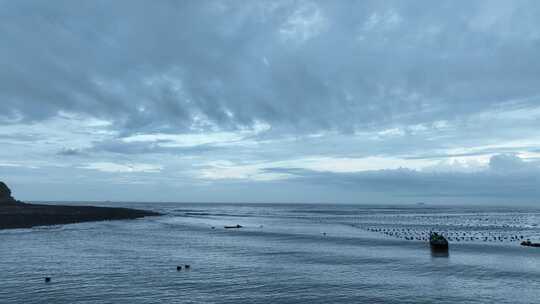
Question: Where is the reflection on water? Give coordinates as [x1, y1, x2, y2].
[1, 203, 539, 304]
[430, 247, 450, 258]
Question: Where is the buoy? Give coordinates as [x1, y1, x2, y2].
[45, 277, 51, 283]
[184, 264, 191, 270]
[177, 266, 182, 271]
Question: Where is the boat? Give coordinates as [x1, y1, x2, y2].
[224, 224, 243, 229]
[520, 240, 540, 247]
[429, 232, 449, 250]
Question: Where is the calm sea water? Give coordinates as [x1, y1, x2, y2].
[1, 203, 539, 304]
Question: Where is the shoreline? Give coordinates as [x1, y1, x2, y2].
[0, 202, 162, 230]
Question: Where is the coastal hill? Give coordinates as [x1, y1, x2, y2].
[0, 181, 18, 204]
[0, 181, 161, 229]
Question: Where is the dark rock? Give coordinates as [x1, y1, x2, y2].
[0, 181, 17, 204]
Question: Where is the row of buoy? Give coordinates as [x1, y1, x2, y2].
[353, 215, 534, 229]
[362, 226, 534, 243]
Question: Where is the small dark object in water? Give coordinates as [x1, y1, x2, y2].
[211, 226, 215, 229]
[184, 264, 191, 270]
[177, 266, 182, 271]
[429, 232, 449, 250]
[521, 240, 540, 247]
[224, 224, 243, 229]
[45, 277, 51, 283]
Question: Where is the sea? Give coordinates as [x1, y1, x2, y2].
[1, 203, 539, 304]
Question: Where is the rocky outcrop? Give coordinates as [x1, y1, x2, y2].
[0, 182, 18, 204]
[0, 181, 161, 229]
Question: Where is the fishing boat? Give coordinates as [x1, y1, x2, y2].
[429, 232, 449, 250]
[224, 224, 243, 229]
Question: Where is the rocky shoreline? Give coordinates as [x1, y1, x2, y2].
[0, 182, 161, 230]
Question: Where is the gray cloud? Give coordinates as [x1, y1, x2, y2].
[2, 1, 540, 203]
[2, 0, 540, 136]
[57, 147, 83, 156]
[263, 154, 540, 200]
[88, 139, 220, 155]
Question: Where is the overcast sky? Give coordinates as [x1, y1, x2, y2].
[1, 0, 540, 204]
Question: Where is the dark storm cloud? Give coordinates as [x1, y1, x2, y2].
[2, 0, 540, 135]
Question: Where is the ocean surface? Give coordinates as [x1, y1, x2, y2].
[1, 203, 539, 304]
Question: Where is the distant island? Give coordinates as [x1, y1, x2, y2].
[0, 181, 161, 229]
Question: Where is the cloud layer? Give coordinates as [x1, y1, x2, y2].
[1, 0, 540, 203]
